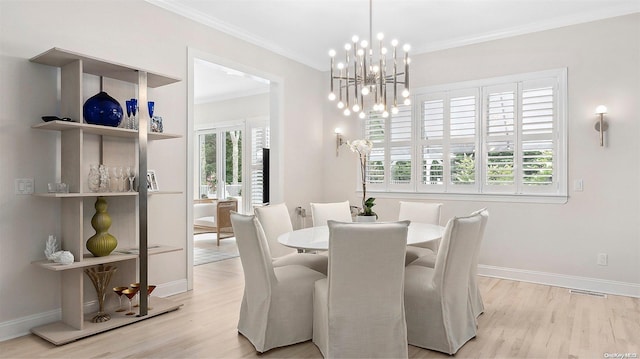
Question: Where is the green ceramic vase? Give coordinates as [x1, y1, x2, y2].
[86, 197, 118, 257]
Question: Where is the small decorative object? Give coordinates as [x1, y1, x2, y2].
[86, 197, 118, 257]
[83, 91, 123, 127]
[348, 139, 378, 220]
[113, 286, 128, 312]
[45, 235, 60, 260]
[146, 170, 159, 192]
[130, 98, 139, 130]
[122, 287, 139, 316]
[41, 116, 72, 122]
[98, 164, 109, 192]
[53, 251, 74, 265]
[84, 265, 117, 323]
[151, 116, 163, 133]
[88, 164, 100, 192]
[47, 182, 68, 193]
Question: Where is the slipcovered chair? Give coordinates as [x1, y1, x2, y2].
[404, 211, 483, 354]
[399, 201, 443, 264]
[410, 208, 489, 318]
[310, 200, 352, 226]
[230, 212, 326, 353]
[313, 220, 410, 359]
[254, 203, 328, 275]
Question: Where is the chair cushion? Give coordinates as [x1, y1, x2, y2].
[408, 251, 436, 268]
[405, 246, 435, 266]
[272, 253, 328, 275]
[194, 216, 216, 227]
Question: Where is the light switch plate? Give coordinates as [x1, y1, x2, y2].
[15, 178, 34, 195]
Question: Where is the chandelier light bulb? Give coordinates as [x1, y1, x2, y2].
[403, 44, 411, 52]
[359, 112, 366, 119]
[344, 43, 352, 51]
[377, 33, 384, 41]
[596, 105, 608, 114]
[404, 98, 411, 106]
[391, 39, 399, 47]
[382, 111, 389, 118]
[328, 92, 336, 101]
[357, 48, 365, 56]
[381, 47, 388, 55]
[402, 88, 410, 98]
[329, 49, 336, 57]
[361, 87, 370, 95]
[372, 65, 379, 73]
[360, 40, 368, 48]
[337, 101, 345, 109]
[352, 35, 359, 43]
[352, 104, 361, 112]
[343, 108, 351, 116]
[337, 62, 345, 70]
[391, 106, 399, 115]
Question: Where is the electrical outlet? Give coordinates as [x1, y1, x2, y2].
[15, 178, 34, 195]
[597, 253, 608, 266]
[574, 179, 584, 192]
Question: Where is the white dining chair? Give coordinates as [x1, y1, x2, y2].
[404, 211, 483, 355]
[254, 203, 328, 275]
[230, 212, 326, 353]
[398, 201, 443, 264]
[310, 200, 352, 226]
[410, 208, 489, 318]
[313, 220, 410, 359]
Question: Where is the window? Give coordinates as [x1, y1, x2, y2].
[362, 68, 567, 202]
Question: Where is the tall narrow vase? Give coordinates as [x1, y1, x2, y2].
[86, 197, 118, 257]
[85, 265, 117, 323]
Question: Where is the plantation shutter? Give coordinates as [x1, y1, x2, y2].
[364, 115, 385, 189]
[519, 77, 557, 193]
[448, 89, 479, 192]
[249, 122, 269, 207]
[483, 83, 517, 192]
[389, 104, 413, 189]
[417, 93, 446, 192]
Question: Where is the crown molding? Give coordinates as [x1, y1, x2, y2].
[148, 0, 639, 72]
[146, 0, 324, 70]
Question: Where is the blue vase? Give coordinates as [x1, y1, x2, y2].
[83, 91, 123, 127]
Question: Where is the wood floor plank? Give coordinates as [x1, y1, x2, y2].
[1, 257, 638, 358]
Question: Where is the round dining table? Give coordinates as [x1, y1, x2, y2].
[277, 222, 445, 251]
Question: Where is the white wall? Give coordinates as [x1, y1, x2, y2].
[324, 14, 640, 296]
[0, 0, 324, 340]
[195, 93, 269, 127]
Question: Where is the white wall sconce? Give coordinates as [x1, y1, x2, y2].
[594, 105, 608, 147]
[335, 127, 345, 156]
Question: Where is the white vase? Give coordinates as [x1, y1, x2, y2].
[355, 215, 377, 223]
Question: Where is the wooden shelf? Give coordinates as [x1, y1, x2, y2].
[33, 192, 139, 198]
[32, 120, 181, 140]
[32, 246, 182, 271]
[29, 47, 181, 88]
[31, 297, 183, 345]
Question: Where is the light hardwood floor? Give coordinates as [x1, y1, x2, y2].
[2, 257, 639, 358]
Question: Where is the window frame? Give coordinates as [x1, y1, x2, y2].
[361, 68, 568, 204]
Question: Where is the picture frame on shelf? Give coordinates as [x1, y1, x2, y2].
[151, 116, 163, 133]
[147, 170, 159, 192]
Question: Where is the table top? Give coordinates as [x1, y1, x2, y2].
[277, 222, 445, 251]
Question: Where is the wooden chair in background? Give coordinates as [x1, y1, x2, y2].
[194, 198, 238, 245]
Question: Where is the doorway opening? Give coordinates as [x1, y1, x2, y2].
[187, 48, 283, 290]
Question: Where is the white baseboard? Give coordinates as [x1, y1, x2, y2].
[478, 264, 640, 298]
[0, 279, 189, 343]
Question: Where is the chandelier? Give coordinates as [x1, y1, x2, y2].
[328, 0, 411, 119]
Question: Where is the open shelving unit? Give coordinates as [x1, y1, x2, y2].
[29, 48, 183, 345]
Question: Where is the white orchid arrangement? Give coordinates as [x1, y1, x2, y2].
[347, 139, 377, 218]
